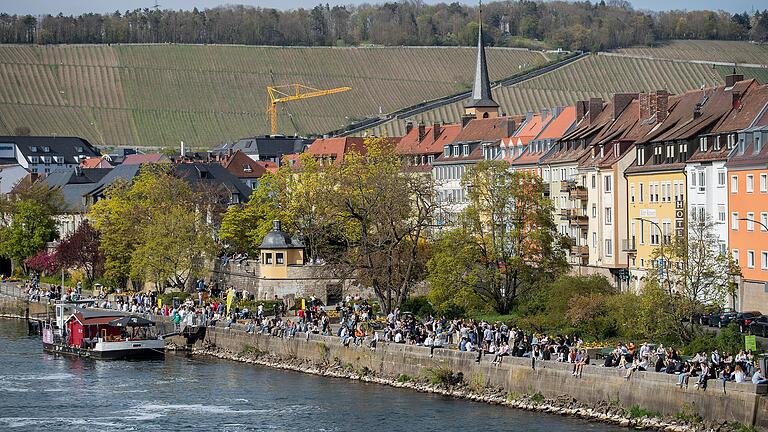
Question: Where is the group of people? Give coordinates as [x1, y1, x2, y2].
[600, 341, 767, 388]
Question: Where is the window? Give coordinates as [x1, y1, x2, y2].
[718, 205, 726, 223]
[748, 250, 755, 268]
[639, 183, 644, 203]
[691, 171, 697, 188]
[265, 253, 273, 264]
[731, 175, 738, 193]
[604, 175, 612, 192]
[717, 170, 726, 187]
[747, 213, 755, 231]
[714, 135, 721, 151]
[650, 223, 660, 245]
[276, 252, 284, 264]
[591, 205, 597, 218]
[747, 174, 754, 193]
[761, 174, 767, 192]
[666, 144, 675, 159]
[592, 232, 597, 247]
[591, 174, 596, 189]
[637, 147, 645, 166]
[698, 171, 705, 193]
[452, 146, 459, 157]
[605, 207, 612, 224]
[605, 239, 613, 256]
[732, 212, 739, 230]
[662, 220, 672, 245]
[639, 222, 645, 245]
[629, 183, 635, 203]
[762, 213, 768, 232]
[699, 137, 707, 152]
[444, 146, 450, 157]
[30, 146, 37, 152]
[462, 144, 470, 156]
[762, 251, 768, 270]
[732, 250, 739, 265]
[727, 134, 736, 149]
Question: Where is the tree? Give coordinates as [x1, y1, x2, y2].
[90, 165, 218, 291]
[55, 220, 104, 286]
[428, 161, 568, 314]
[218, 174, 282, 255]
[24, 250, 59, 275]
[0, 199, 58, 271]
[320, 138, 436, 314]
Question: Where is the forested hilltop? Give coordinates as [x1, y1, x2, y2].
[2, 1, 767, 51]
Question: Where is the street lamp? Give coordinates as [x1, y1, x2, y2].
[634, 217, 667, 286]
[738, 217, 768, 232]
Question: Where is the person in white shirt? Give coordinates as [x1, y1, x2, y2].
[753, 367, 768, 384]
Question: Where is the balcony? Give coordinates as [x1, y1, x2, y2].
[568, 186, 588, 200]
[570, 245, 589, 265]
[564, 208, 588, 226]
[542, 183, 550, 196]
[622, 239, 637, 252]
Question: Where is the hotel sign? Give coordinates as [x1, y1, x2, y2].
[675, 200, 685, 237]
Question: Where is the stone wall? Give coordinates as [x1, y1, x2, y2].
[211, 260, 373, 304]
[199, 326, 768, 429]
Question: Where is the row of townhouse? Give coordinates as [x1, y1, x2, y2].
[379, 20, 768, 310]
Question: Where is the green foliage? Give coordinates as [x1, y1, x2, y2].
[396, 374, 412, 383]
[530, 393, 545, 404]
[428, 163, 568, 315]
[675, 403, 702, 423]
[423, 367, 455, 386]
[627, 405, 661, 419]
[89, 166, 218, 291]
[400, 296, 435, 318]
[157, 291, 190, 306]
[0, 199, 58, 268]
[683, 324, 743, 356]
[218, 175, 283, 255]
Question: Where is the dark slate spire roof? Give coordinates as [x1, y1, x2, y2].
[466, 5, 498, 109]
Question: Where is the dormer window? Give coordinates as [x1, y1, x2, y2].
[714, 135, 722, 151]
[443, 145, 450, 157]
[243, 164, 253, 173]
[462, 144, 469, 156]
[637, 146, 645, 166]
[452, 146, 459, 157]
[699, 137, 707, 152]
[53, 156, 63, 164]
[29, 156, 39, 163]
[76, 146, 84, 152]
[727, 134, 736, 150]
[42, 146, 50, 152]
[613, 143, 620, 156]
[30, 146, 38, 152]
[599, 145, 604, 158]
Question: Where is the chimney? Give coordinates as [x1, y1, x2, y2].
[525, 111, 534, 123]
[575, 100, 588, 121]
[655, 90, 669, 123]
[588, 97, 603, 123]
[418, 122, 427, 142]
[406, 121, 414, 134]
[461, 114, 474, 128]
[433, 122, 442, 141]
[507, 118, 516, 136]
[180, 141, 185, 158]
[694, 102, 703, 119]
[541, 108, 550, 120]
[272, 220, 282, 232]
[725, 73, 744, 88]
[639, 93, 650, 120]
[612, 93, 637, 120]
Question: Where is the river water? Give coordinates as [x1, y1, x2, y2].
[0, 319, 624, 432]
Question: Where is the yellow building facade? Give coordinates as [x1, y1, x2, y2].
[259, 220, 305, 279]
[626, 170, 686, 289]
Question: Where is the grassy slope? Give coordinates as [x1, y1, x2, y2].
[0, 44, 547, 149]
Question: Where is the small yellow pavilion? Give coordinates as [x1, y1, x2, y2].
[259, 220, 305, 279]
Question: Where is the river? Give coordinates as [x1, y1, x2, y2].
[0, 319, 625, 431]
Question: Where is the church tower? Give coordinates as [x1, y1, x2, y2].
[464, 1, 499, 119]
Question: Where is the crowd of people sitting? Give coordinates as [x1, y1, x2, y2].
[10, 276, 768, 388]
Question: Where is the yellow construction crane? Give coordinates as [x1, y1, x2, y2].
[267, 84, 352, 135]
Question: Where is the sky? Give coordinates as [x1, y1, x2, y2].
[0, 0, 762, 16]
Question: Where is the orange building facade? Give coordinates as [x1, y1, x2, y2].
[726, 124, 768, 311]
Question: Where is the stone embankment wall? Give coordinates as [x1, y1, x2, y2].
[196, 326, 768, 429]
[0, 296, 48, 319]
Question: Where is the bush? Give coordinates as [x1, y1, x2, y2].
[683, 323, 742, 355]
[158, 291, 190, 307]
[401, 296, 434, 318]
[396, 374, 411, 383]
[627, 405, 661, 419]
[424, 367, 456, 386]
[675, 403, 702, 423]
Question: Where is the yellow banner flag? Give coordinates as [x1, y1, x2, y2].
[301, 298, 306, 310]
[158, 298, 162, 309]
[226, 288, 235, 316]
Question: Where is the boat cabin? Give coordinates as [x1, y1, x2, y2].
[65, 311, 124, 348]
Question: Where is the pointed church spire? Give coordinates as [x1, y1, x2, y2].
[466, 0, 498, 111]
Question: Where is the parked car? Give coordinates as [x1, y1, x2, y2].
[708, 308, 738, 328]
[695, 305, 730, 326]
[748, 315, 768, 337]
[736, 311, 763, 333]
